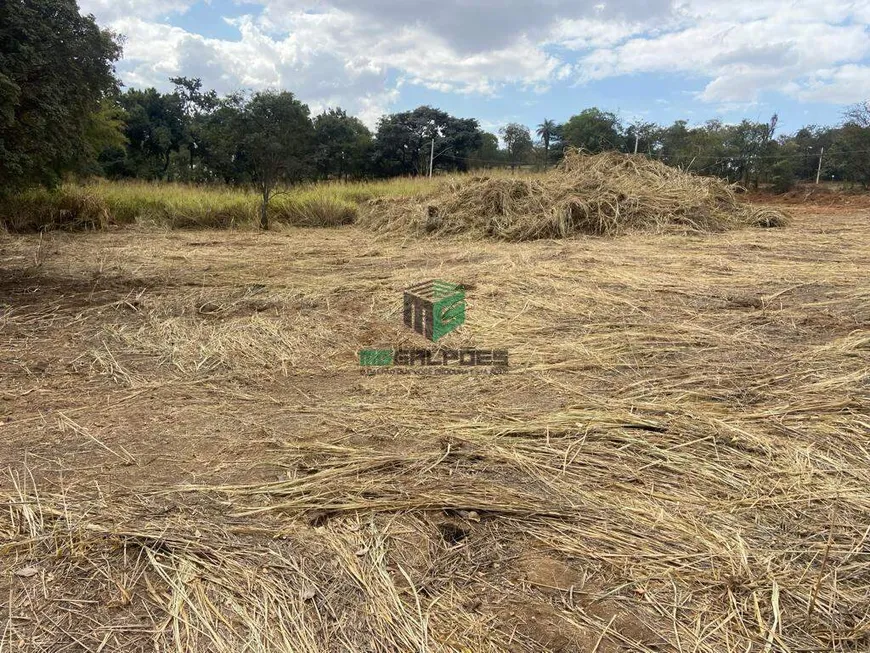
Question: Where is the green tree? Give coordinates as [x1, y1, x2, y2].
[469, 132, 501, 169]
[499, 123, 533, 168]
[770, 147, 797, 193]
[536, 119, 558, 166]
[787, 126, 835, 181]
[624, 121, 661, 155]
[198, 92, 248, 184]
[170, 76, 218, 177]
[0, 0, 121, 192]
[83, 99, 128, 176]
[373, 106, 483, 176]
[239, 91, 315, 229]
[117, 88, 186, 179]
[659, 120, 729, 175]
[313, 108, 373, 180]
[828, 122, 870, 187]
[722, 118, 776, 187]
[440, 116, 484, 172]
[561, 108, 622, 153]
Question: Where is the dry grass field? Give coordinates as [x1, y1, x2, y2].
[1, 203, 868, 651]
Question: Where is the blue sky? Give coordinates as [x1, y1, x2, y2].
[79, 0, 870, 134]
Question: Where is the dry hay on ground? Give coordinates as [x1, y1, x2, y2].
[1, 206, 869, 652]
[360, 150, 789, 239]
[749, 184, 870, 208]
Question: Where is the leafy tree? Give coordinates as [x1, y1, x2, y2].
[659, 120, 693, 166]
[723, 118, 777, 187]
[624, 121, 661, 155]
[373, 106, 483, 176]
[83, 99, 128, 176]
[469, 132, 501, 169]
[791, 126, 835, 180]
[117, 88, 186, 179]
[0, 0, 121, 192]
[561, 108, 622, 153]
[499, 123, 533, 168]
[828, 122, 870, 187]
[439, 116, 483, 172]
[239, 91, 315, 229]
[659, 120, 729, 175]
[198, 92, 248, 184]
[313, 108, 373, 180]
[536, 119, 558, 165]
[770, 147, 797, 193]
[170, 76, 218, 177]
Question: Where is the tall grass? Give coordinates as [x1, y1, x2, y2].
[0, 177, 442, 232]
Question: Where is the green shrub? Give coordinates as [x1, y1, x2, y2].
[770, 159, 796, 194]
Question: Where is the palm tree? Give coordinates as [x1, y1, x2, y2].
[536, 119, 557, 167]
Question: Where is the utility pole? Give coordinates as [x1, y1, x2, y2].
[815, 147, 824, 185]
[633, 133, 639, 155]
[429, 138, 435, 178]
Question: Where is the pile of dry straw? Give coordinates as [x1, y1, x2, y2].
[361, 149, 789, 239]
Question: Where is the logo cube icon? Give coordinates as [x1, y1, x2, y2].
[403, 280, 465, 341]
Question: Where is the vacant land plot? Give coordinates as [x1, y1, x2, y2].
[1, 205, 868, 652]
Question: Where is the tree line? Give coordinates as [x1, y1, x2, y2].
[3, 0, 870, 211]
[92, 84, 870, 193]
[103, 81, 487, 184]
[502, 109, 870, 192]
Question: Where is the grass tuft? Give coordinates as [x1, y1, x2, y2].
[0, 177, 440, 232]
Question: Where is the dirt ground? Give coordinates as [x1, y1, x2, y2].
[1, 205, 869, 652]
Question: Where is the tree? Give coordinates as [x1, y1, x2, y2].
[843, 101, 870, 128]
[0, 0, 121, 192]
[117, 88, 186, 179]
[313, 108, 373, 180]
[439, 116, 484, 172]
[170, 76, 218, 177]
[83, 99, 128, 176]
[561, 108, 622, 153]
[659, 119, 729, 175]
[822, 102, 870, 187]
[499, 123, 533, 168]
[624, 121, 661, 155]
[787, 126, 835, 181]
[469, 132, 501, 169]
[198, 92, 248, 184]
[536, 119, 558, 166]
[769, 146, 797, 193]
[723, 118, 776, 187]
[373, 106, 483, 176]
[828, 122, 870, 187]
[239, 91, 315, 229]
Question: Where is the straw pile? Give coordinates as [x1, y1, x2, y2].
[360, 150, 789, 239]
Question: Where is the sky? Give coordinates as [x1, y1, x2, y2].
[77, 0, 870, 135]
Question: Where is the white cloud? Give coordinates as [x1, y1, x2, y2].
[572, 2, 870, 105]
[249, 0, 673, 53]
[796, 65, 870, 104]
[82, 0, 870, 127]
[79, 0, 196, 22]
